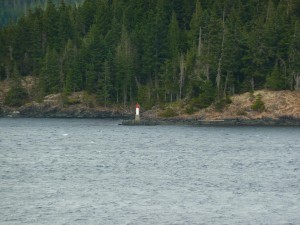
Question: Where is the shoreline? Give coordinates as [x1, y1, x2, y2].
[121, 117, 300, 126]
[1, 98, 300, 126]
[156, 118, 300, 126]
[1, 90, 299, 126]
[1, 112, 300, 126]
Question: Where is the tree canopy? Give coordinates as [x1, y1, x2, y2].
[1, 0, 300, 108]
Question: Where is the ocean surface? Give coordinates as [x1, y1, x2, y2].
[0, 118, 299, 225]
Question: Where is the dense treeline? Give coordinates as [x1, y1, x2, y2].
[0, 0, 300, 108]
[0, 0, 83, 27]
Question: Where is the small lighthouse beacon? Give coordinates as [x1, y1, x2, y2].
[135, 103, 140, 122]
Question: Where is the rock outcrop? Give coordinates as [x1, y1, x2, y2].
[1, 93, 131, 118]
[1, 88, 300, 125]
[141, 90, 300, 125]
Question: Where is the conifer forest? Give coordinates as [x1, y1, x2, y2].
[0, 0, 300, 108]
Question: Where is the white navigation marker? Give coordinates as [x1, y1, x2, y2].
[135, 102, 140, 121]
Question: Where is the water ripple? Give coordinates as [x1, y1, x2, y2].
[0, 118, 300, 224]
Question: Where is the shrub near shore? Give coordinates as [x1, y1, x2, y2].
[0, 76, 299, 121]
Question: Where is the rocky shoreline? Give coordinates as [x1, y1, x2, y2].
[0, 104, 131, 119]
[148, 117, 300, 126]
[1, 90, 300, 126]
[1, 105, 300, 126]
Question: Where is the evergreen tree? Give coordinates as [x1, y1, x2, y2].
[289, 19, 300, 90]
[165, 11, 181, 101]
[188, 0, 202, 48]
[241, 16, 268, 91]
[0, 0, 299, 108]
[97, 60, 112, 107]
[0, 30, 6, 80]
[41, 47, 60, 94]
[85, 68, 97, 94]
[265, 63, 286, 90]
[4, 63, 28, 106]
[30, 7, 44, 74]
[115, 24, 136, 105]
[57, 0, 74, 50]
[63, 40, 80, 93]
[43, 0, 59, 50]
[168, 11, 180, 60]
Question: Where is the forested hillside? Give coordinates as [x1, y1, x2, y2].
[0, 0, 300, 109]
[0, 0, 83, 27]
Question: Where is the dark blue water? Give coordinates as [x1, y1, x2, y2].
[0, 118, 299, 225]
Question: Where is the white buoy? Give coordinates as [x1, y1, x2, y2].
[135, 103, 140, 121]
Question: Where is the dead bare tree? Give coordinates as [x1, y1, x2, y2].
[179, 53, 185, 100]
[216, 7, 226, 96]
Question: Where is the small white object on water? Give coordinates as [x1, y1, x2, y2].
[136, 103, 140, 116]
[135, 103, 140, 121]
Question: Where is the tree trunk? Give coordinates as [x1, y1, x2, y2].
[205, 64, 210, 81]
[179, 53, 185, 100]
[130, 85, 132, 103]
[251, 76, 255, 91]
[59, 55, 65, 90]
[123, 86, 127, 106]
[116, 90, 119, 104]
[295, 73, 300, 91]
[5, 64, 10, 80]
[223, 72, 229, 96]
[9, 46, 13, 61]
[216, 9, 225, 95]
[197, 27, 202, 57]
[279, 58, 287, 89]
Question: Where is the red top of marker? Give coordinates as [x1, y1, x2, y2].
[136, 103, 140, 108]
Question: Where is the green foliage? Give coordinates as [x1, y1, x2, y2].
[4, 63, 29, 106]
[185, 104, 195, 115]
[61, 93, 80, 106]
[136, 85, 155, 110]
[4, 86, 28, 107]
[251, 94, 265, 112]
[214, 99, 226, 112]
[159, 107, 178, 118]
[114, 24, 136, 105]
[214, 96, 232, 112]
[192, 80, 216, 109]
[0, 0, 298, 108]
[96, 60, 112, 107]
[168, 11, 180, 59]
[0, 0, 83, 28]
[225, 95, 232, 104]
[41, 48, 61, 94]
[237, 109, 247, 116]
[265, 64, 286, 90]
[82, 92, 95, 108]
[66, 98, 80, 105]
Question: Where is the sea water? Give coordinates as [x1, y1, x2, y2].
[0, 118, 299, 225]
